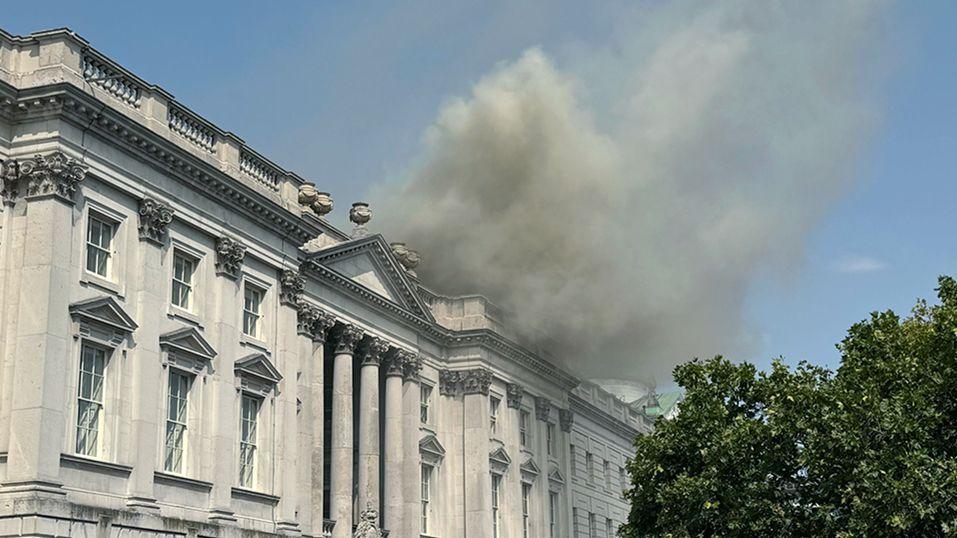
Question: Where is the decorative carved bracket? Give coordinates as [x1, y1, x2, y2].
[559, 409, 574, 433]
[535, 396, 552, 422]
[215, 236, 246, 279]
[279, 269, 305, 306]
[138, 197, 174, 244]
[506, 383, 525, 409]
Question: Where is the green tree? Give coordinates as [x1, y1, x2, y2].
[621, 277, 957, 537]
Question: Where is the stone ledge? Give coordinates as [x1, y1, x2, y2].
[60, 453, 133, 476]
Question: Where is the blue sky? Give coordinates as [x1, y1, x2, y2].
[4, 1, 955, 377]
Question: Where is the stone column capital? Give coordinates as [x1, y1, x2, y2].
[19, 151, 88, 203]
[535, 396, 552, 422]
[439, 368, 492, 397]
[385, 349, 412, 377]
[332, 323, 364, 355]
[559, 408, 574, 432]
[401, 354, 422, 382]
[215, 236, 246, 279]
[279, 269, 305, 306]
[296, 302, 336, 342]
[438, 370, 461, 396]
[506, 383, 524, 409]
[137, 197, 174, 244]
[358, 335, 389, 366]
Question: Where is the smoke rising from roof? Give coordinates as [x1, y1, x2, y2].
[370, 1, 889, 383]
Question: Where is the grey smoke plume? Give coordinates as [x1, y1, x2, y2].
[370, 1, 889, 383]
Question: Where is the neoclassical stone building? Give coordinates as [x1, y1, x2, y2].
[0, 28, 647, 538]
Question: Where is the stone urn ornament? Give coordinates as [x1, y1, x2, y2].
[390, 242, 409, 264]
[403, 248, 421, 278]
[349, 202, 372, 238]
[298, 183, 333, 218]
[353, 504, 382, 538]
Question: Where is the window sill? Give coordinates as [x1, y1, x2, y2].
[231, 486, 280, 504]
[154, 471, 213, 490]
[60, 453, 132, 476]
[167, 306, 204, 328]
[240, 334, 270, 354]
[80, 272, 124, 298]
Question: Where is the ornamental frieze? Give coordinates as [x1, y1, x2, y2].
[506, 383, 525, 409]
[214, 236, 246, 279]
[279, 269, 305, 306]
[137, 197, 174, 244]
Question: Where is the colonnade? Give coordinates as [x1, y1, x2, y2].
[296, 303, 422, 537]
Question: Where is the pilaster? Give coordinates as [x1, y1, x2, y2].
[5, 151, 86, 491]
[276, 275, 304, 532]
[461, 368, 493, 538]
[125, 196, 174, 510]
[400, 355, 422, 538]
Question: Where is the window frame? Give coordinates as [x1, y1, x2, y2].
[238, 393, 261, 488]
[522, 482, 532, 538]
[546, 422, 556, 456]
[163, 369, 191, 474]
[491, 473, 502, 538]
[75, 342, 108, 457]
[586, 452, 594, 484]
[421, 463, 433, 534]
[519, 409, 531, 447]
[170, 250, 198, 312]
[549, 491, 559, 538]
[242, 282, 265, 339]
[489, 396, 500, 436]
[420, 383, 433, 424]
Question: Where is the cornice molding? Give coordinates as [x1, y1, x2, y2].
[569, 393, 640, 441]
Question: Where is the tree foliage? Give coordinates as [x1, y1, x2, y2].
[622, 277, 957, 537]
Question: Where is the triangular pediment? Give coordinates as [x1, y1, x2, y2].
[548, 466, 566, 485]
[160, 327, 216, 361]
[521, 457, 541, 477]
[305, 235, 434, 322]
[235, 353, 282, 384]
[69, 296, 138, 334]
[489, 446, 512, 466]
[419, 434, 445, 458]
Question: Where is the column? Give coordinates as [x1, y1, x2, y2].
[208, 235, 247, 521]
[299, 304, 335, 535]
[126, 197, 175, 510]
[382, 349, 409, 533]
[535, 396, 554, 538]
[330, 323, 363, 538]
[462, 368, 493, 538]
[5, 152, 86, 491]
[276, 270, 305, 531]
[356, 336, 388, 516]
[401, 355, 422, 538]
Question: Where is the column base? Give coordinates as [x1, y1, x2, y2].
[208, 508, 237, 523]
[0, 480, 66, 497]
[276, 519, 302, 535]
[126, 496, 160, 511]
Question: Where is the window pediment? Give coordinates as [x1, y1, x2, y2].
[70, 296, 137, 345]
[490, 445, 512, 474]
[235, 353, 282, 396]
[521, 457, 541, 483]
[160, 327, 216, 363]
[548, 466, 566, 491]
[420, 434, 446, 466]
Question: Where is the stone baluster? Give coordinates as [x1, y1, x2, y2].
[357, 335, 389, 517]
[329, 323, 363, 538]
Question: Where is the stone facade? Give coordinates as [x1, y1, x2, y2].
[0, 28, 646, 538]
